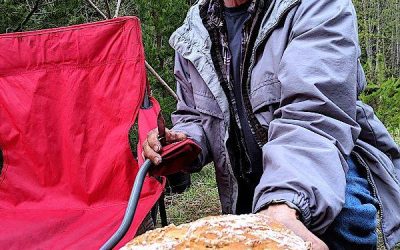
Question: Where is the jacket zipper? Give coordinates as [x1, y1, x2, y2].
[222, 41, 253, 178]
[247, 0, 300, 73]
[242, 0, 301, 147]
[352, 152, 388, 249]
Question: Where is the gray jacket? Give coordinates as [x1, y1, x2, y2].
[169, 0, 400, 248]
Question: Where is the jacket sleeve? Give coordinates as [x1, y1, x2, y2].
[170, 52, 211, 172]
[253, 0, 362, 234]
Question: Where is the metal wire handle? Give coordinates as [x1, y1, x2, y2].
[100, 159, 152, 250]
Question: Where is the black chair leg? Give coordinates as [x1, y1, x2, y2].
[158, 192, 168, 227]
[150, 202, 158, 225]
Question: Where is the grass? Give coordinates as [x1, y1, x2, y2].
[392, 128, 400, 144]
[164, 164, 221, 226]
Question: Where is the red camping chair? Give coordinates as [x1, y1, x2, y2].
[0, 17, 167, 249]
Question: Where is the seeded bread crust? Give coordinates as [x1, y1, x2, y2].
[122, 214, 311, 250]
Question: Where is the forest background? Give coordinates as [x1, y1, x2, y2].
[0, 0, 399, 132]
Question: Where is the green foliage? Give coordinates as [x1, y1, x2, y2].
[375, 53, 388, 84]
[129, 0, 189, 127]
[393, 129, 400, 145]
[164, 164, 221, 225]
[352, 0, 400, 82]
[0, 1, 26, 33]
[0, 0, 98, 33]
[361, 78, 400, 130]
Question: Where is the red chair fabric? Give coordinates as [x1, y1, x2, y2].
[149, 139, 201, 177]
[136, 99, 201, 177]
[0, 17, 164, 249]
[137, 97, 161, 168]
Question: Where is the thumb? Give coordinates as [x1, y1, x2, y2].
[165, 129, 187, 143]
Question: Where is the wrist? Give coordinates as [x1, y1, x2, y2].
[259, 203, 299, 220]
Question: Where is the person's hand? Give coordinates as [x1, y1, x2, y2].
[142, 128, 187, 165]
[259, 204, 328, 250]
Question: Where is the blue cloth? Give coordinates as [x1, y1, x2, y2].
[321, 157, 378, 249]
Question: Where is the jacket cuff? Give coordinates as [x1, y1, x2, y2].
[253, 191, 312, 228]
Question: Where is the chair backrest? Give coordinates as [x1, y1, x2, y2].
[0, 17, 163, 249]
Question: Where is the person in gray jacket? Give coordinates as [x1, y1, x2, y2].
[143, 0, 400, 249]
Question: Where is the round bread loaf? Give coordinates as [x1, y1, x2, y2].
[122, 214, 311, 250]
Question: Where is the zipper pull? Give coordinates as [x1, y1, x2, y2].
[222, 43, 231, 83]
